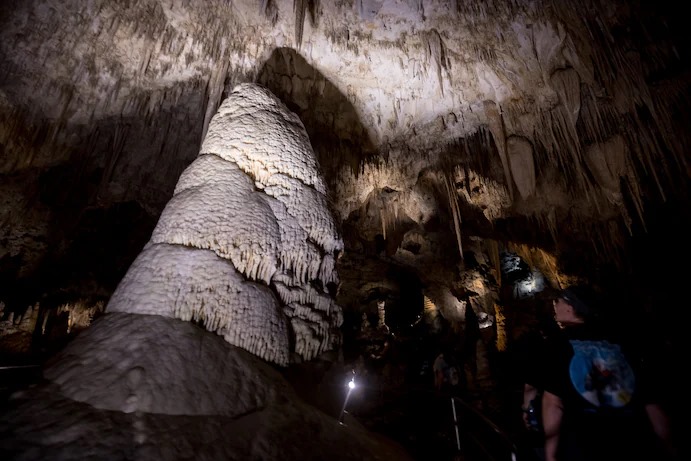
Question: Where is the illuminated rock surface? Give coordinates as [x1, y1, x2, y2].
[108, 83, 343, 365]
[0, 1, 688, 459]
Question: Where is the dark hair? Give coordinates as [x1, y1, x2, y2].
[559, 285, 600, 320]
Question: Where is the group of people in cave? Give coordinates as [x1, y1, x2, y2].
[342, 281, 681, 461]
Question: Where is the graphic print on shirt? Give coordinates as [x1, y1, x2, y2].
[568, 340, 636, 408]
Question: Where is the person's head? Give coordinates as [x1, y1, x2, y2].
[553, 285, 599, 326]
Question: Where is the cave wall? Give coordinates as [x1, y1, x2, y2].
[0, 0, 689, 351]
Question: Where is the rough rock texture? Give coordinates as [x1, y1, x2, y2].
[1, 1, 687, 308]
[0, 313, 413, 461]
[0, 1, 689, 455]
[108, 83, 344, 365]
[0, 85, 390, 461]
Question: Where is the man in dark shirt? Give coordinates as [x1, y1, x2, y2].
[541, 286, 677, 461]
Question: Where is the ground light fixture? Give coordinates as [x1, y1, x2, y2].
[338, 373, 356, 424]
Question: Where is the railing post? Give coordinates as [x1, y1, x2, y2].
[450, 395, 519, 461]
[451, 397, 461, 452]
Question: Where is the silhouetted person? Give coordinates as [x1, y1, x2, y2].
[541, 286, 678, 461]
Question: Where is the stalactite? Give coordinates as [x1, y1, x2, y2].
[510, 242, 561, 288]
[552, 0, 688, 228]
[494, 303, 506, 352]
[550, 67, 581, 128]
[486, 239, 502, 286]
[98, 122, 127, 199]
[294, 0, 307, 49]
[308, 0, 321, 29]
[506, 135, 536, 200]
[584, 135, 626, 193]
[261, 0, 279, 25]
[444, 174, 463, 259]
[410, 0, 424, 17]
[578, 87, 620, 146]
[1, 0, 688, 338]
[535, 103, 591, 200]
[201, 56, 231, 142]
[621, 173, 647, 234]
[423, 296, 436, 312]
[422, 29, 449, 96]
[628, 111, 669, 202]
[650, 80, 691, 172]
[483, 100, 513, 201]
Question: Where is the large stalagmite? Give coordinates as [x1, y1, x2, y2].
[0, 1, 689, 459]
[0, 85, 410, 461]
[107, 83, 344, 365]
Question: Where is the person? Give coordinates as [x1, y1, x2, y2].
[433, 351, 448, 394]
[540, 285, 678, 461]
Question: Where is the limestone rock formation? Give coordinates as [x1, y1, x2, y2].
[0, 84, 405, 461]
[108, 83, 344, 365]
[0, 314, 412, 461]
[0, 0, 687, 298]
[0, 1, 689, 457]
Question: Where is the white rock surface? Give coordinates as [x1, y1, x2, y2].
[0, 313, 414, 461]
[108, 83, 344, 365]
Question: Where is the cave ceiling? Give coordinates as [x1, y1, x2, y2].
[0, 0, 689, 316]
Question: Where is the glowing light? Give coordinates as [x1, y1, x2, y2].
[339, 373, 357, 424]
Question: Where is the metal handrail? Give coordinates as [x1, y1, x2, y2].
[0, 365, 41, 370]
[450, 396, 518, 461]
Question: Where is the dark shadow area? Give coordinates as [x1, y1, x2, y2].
[0, 81, 208, 373]
[0, 81, 206, 303]
[256, 47, 378, 183]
